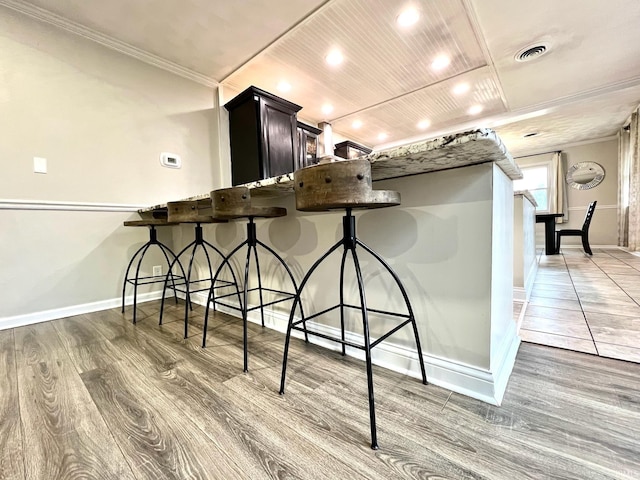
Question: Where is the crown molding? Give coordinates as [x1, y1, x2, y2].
[0, 0, 218, 87]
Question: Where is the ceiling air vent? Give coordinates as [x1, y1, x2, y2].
[515, 43, 550, 62]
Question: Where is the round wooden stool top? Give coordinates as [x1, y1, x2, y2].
[167, 200, 226, 224]
[294, 159, 400, 212]
[210, 186, 286, 220]
[123, 219, 177, 227]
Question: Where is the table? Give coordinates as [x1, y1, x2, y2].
[536, 213, 564, 255]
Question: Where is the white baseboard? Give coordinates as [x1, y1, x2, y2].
[0, 291, 163, 330]
[190, 291, 513, 405]
[490, 324, 521, 405]
[537, 244, 620, 250]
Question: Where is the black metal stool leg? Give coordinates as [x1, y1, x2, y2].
[339, 247, 348, 356]
[351, 247, 378, 450]
[122, 242, 149, 314]
[203, 239, 236, 314]
[257, 239, 309, 343]
[131, 243, 152, 324]
[203, 241, 246, 348]
[160, 240, 196, 325]
[156, 243, 180, 306]
[280, 240, 343, 394]
[252, 244, 266, 327]
[357, 239, 427, 385]
[188, 242, 216, 340]
[242, 245, 252, 372]
[181, 242, 202, 338]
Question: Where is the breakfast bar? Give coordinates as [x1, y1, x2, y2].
[140, 129, 523, 405]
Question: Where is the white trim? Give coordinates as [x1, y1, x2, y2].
[568, 204, 616, 211]
[0, 199, 148, 212]
[515, 299, 528, 332]
[524, 259, 538, 300]
[187, 291, 512, 405]
[0, 291, 163, 330]
[490, 323, 521, 405]
[513, 287, 527, 303]
[555, 244, 620, 250]
[0, 0, 217, 87]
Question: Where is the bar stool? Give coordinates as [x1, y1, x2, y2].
[279, 159, 427, 450]
[159, 200, 242, 339]
[203, 186, 307, 372]
[121, 219, 186, 324]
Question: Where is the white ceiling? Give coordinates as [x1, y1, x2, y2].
[5, 0, 640, 157]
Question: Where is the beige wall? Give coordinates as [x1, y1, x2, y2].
[515, 138, 618, 247]
[0, 8, 219, 321]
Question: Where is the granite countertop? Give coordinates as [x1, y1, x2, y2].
[514, 190, 538, 207]
[140, 128, 521, 213]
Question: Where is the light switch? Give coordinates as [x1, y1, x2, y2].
[33, 157, 47, 174]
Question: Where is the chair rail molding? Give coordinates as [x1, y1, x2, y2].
[568, 204, 616, 211]
[0, 199, 148, 212]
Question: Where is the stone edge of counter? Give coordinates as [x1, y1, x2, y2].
[514, 190, 538, 207]
[139, 128, 520, 213]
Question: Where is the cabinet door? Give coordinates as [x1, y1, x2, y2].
[261, 97, 298, 177]
[229, 100, 262, 185]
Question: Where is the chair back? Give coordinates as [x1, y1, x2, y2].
[582, 201, 597, 233]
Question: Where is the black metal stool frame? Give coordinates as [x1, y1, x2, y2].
[279, 208, 428, 450]
[159, 222, 242, 339]
[122, 225, 186, 324]
[204, 217, 308, 372]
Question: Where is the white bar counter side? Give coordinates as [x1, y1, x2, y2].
[142, 129, 523, 406]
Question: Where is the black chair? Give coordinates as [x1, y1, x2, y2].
[555, 201, 597, 255]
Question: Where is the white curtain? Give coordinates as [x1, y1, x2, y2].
[623, 108, 640, 250]
[550, 152, 568, 223]
[618, 121, 631, 247]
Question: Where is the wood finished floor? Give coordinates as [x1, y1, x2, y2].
[520, 248, 640, 363]
[2, 300, 639, 479]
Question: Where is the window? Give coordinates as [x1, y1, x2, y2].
[514, 163, 550, 211]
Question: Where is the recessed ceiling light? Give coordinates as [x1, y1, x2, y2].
[417, 119, 430, 130]
[352, 120, 363, 129]
[468, 105, 483, 115]
[321, 104, 334, 115]
[378, 133, 388, 141]
[325, 49, 344, 66]
[396, 7, 420, 28]
[277, 81, 291, 93]
[523, 132, 539, 138]
[453, 83, 470, 95]
[431, 54, 451, 70]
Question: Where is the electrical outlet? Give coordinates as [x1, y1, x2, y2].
[152, 265, 162, 277]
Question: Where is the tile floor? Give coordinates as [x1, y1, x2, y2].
[519, 247, 640, 364]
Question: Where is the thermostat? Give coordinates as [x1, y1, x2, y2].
[160, 152, 181, 169]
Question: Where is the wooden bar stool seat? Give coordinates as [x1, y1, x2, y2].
[122, 218, 186, 324]
[211, 187, 287, 220]
[159, 200, 242, 339]
[294, 159, 400, 211]
[279, 159, 427, 450]
[203, 186, 307, 372]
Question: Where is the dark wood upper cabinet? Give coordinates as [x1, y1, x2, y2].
[334, 140, 372, 160]
[225, 86, 302, 185]
[297, 121, 322, 169]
